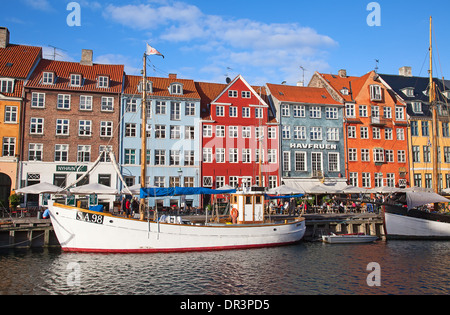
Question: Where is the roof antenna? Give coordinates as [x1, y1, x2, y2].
[47, 45, 66, 61]
[299, 66, 307, 86]
[374, 59, 380, 73]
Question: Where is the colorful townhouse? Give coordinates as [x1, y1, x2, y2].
[196, 75, 279, 204]
[21, 50, 124, 209]
[381, 67, 450, 191]
[120, 74, 202, 208]
[265, 83, 347, 192]
[309, 70, 409, 189]
[0, 27, 42, 206]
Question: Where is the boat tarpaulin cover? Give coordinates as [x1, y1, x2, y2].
[406, 192, 450, 210]
[140, 187, 236, 198]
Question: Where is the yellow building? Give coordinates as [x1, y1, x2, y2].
[0, 27, 41, 205]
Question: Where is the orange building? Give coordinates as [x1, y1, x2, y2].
[0, 27, 41, 205]
[310, 70, 409, 189]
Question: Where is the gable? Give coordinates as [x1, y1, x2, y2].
[211, 75, 268, 107]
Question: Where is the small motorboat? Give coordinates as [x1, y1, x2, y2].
[322, 233, 378, 244]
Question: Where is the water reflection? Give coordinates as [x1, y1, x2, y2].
[0, 241, 449, 295]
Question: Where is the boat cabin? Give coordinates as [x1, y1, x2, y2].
[230, 189, 265, 224]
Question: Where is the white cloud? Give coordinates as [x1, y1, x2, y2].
[103, 1, 337, 85]
[23, 0, 53, 11]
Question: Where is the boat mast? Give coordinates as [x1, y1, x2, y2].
[139, 53, 148, 220]
[429, 16, 439, 194]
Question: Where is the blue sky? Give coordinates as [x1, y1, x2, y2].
[2, 0, 450, 86]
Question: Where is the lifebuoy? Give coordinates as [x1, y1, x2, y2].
[231, 208, 239, 219]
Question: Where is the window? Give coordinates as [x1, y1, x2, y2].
[242, 149, 251, 163]
[443, 123, 450, 138]
[425, 174, 432, 189]
[2, 137, 15, 157]
[170, 102, 180, 120]
[412, 102, 422, 113]
[203, 148, 212, 163]
[155, 125, 166, 139]
[294, 126, 306, 140]
[283, 152, 291, 172]
[395, 106, 405, 120]
[411, 121, 419, 136]
[328, 153, 339, 172]
[125, 123, 137, 137]
[397, 128, 405, 141]
[444, 147, 450, 163]
[414, 174, 422, 188]
[383, 107, 392, 119]
[242, 91, 251, 98]
[327, 128, 339, 141]
[282, 126, 291, 139]
[348, 148, 357, 161]
[216, 106, 224, 117]
[422, 121, 429, 137]
[80, 96, 93, 111]
[156, 101, 166, 114]
[325, 107, 338, 119]
[70, 74, 81, 87]
[359, 105, 368, 117]
[386, 174, 396, 187]
[100, 121, 113, 137]
[229, 149, 238, 163]
[386, 150, 394, 163]
[228, 90, 238, 98]
[216, 148, 225, 163]
[216, 177, 225, 189]
[348, 126, 356, 138]
[29, 144, 43, 161]
[154, 150, 166, 166]
[154, 176, 165, 188]
[310, 106, 321, 118]
[42, 72, 54, 85]
[373, 127, 380, 140]
[124, 149, 136, 165]
[370, 85, 382, 101]
[423, 145, 431, 163]
[281, 105, 290, 117]
[170, 150, 180, 166]
[54, 144, 68, 162]
[170, 83, 183, 95]
[374, 173, 383, 188]
[242, 126, 251, 138]
[371, 106, 379, 118]
[255, 108, 263, 119]
[268, 127, 276, 139]
[100, 145, 112, 162]
[57, 94, 70, 110]
[362, 173, 371, 188]
[77, 145, 91, 162]
[310, 127, 322, 141]
[101, 97, 114, 111]
[360, 127, 369, 139]
[229, 106, 237, 117]
[242, 107, 250, 118]
[255, 127, 263, 139]
[229, 126, 238, 138]
[4, 106, 17, 123]
[0, 79, 14, 93]
[170, 126, 181, 139]
[349, 173, 358, 187]
[373, 148, 385, 163]
[184, 151, 195, 166]
[229, 176, 239, 188]
[126, 99, 138, 113]
[185, 126, 194, 140]
[384, 128, 393, 140]
[293, 105, 305, 117]
[216, 126, 225, 137]
[412, 146, 420, 163]
[361, 149, 370, 162]
[311, 152, 323, 176]
[31, 93, 45, 108]
[203, 125, 212, 138]
[98, 76, 109, 88]
[345, 104, 355, 118]
[268, 149, 277, 164]
[79, 120, 92, 136]
[269, 176, 277, 189]
[30, 118, 44, 134]
[398, 150, 406, 163]
[203, 176, 213, 187]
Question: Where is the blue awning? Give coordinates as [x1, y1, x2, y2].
[140, 187, 236, 198]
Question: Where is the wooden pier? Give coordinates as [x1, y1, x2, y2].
[0, 213, 385, 249]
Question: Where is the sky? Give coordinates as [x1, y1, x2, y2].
[2, 0, 450, 86]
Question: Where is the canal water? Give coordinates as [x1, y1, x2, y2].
[0, 241, 449, 295]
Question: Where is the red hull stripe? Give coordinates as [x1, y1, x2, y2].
[62, 241, 300, 254]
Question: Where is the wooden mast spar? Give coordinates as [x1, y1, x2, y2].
[430, 16, 439, 195]
[139, 53, 148, 221]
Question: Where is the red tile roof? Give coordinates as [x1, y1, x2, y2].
[266, 83, 341, 105]
[26, 59, 124, 94]
[316, 72, 372, 102]
[124, 75, 200, 100]
[0, 44, 42, 79]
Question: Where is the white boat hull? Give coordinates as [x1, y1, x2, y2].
[48, 203, 306, 253]
[322, 234, 378, 244]
[384, 212, 450, 240]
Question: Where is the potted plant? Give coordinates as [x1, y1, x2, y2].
[9, 193, 21, 211]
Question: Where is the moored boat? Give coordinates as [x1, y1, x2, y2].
[322, 233, 378, 244]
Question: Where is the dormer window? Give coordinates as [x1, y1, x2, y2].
[370, 85, 382, 101]
[341, 87, 349, 95]
[138, 80, 152, 93]
[401, 87, 414, 97]
[70, 74, 82, 87]
[0, 79, 14, 93]
[98, 76, 109, 88]
[43, 72, 54, 85]
[412, 101, 422, 113]
[170, 83, 183, 95]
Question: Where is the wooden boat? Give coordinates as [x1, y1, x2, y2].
[322, 233, 378, 244]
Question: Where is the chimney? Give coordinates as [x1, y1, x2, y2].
[169, 73, 177, 79]
[399, 66, 412, 77]
[296, 81, 304, 87]
[80, 49, 93, 66]
[0, 27, 10, 49]
[338, 69, 347, 78]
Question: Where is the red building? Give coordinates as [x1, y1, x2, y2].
[310, 70, 409, 189]
[195, 75, 279, 194]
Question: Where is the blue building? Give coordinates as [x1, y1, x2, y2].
[120, 74, 201, 208]
[266, 83, 347, 193]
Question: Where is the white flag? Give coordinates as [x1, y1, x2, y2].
[146, 43, 164, 58]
